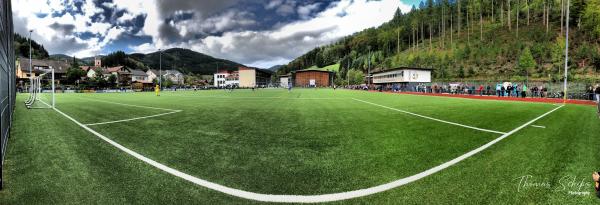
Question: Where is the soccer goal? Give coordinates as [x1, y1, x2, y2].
[25, 68, 55, 109]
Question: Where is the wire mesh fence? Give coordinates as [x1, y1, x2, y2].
[0, 0, 15, 189]
[357, 81, 600, 101]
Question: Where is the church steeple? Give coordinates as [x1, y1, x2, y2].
[94, 56, 101, 67]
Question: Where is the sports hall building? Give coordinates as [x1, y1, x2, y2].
[292, 70, 333, 87]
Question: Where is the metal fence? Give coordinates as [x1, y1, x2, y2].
[355, 81, 599, 101]
[0, 0, 15, 189]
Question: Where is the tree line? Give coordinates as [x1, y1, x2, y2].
[278, 0, 600, 83]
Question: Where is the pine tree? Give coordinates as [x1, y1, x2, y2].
[518, 47, 536, 76]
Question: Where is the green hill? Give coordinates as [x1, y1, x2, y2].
[279, 0, 600, 83]
[129, 48, 244, 74]
[14, 33, 49, 59]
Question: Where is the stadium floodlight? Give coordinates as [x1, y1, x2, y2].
[28, 29, 33, 93]
[159, 48, 162, 90]
[25, 68, 55, 109]
[563, 0, 570, 103]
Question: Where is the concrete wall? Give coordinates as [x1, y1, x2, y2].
[239, 68, 256, 87]
[280, 77, 289, 88]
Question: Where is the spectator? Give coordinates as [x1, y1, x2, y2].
[496, 84, 502, 97]
[595, 84, 600, 103]
[522, 84, 527, 98]
[486, 85, 491, 96]
[593, 172, 599, 198]
[515, 84, 521, 98]
[588, 86, 595, 101]
[478, 85, 484, 96]
[541, 86, 547, 98]
[507, 85, 513, 97]
[500, 85, 505, 97]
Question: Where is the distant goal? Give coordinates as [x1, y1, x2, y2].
[25, 68, 55, 109]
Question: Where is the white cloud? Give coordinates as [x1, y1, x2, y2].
[172, 0, 411, 67]
[297, 3, 320, 19]
[13, 0, 412, 69]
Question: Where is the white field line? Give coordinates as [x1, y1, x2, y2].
[530, 125, 546, 128]
[80, 97, 179, 112]
[74, 97, 182, 126]
[44, 95, 565, 203]
[166, 94, 343, 100]
[352, 98, 507, 135]
[85, 110, 182, 126]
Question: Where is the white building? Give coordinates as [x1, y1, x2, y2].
[131, 69, 150, 83]
[146, 69, 159, 83]
[372, 67, 432, 85]
[279, 75, 290, 88]
[163, 70, 184, 85]
[214, 70, 239, 87]
[147, 69, 184, 85]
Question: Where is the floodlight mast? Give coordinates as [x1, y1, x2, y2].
[563, 0, 570, 104]
[52, 67, 55, 108]
[28, 30, 32, 92]
[367, 46, 371, 86]
[159, 49, 162, 90]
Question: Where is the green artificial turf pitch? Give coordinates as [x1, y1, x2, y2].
[1, 89, 599, 204]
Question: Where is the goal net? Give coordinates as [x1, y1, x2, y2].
[25, 68, 55, 109]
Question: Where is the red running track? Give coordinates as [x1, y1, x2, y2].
[365, 90, 598, 106]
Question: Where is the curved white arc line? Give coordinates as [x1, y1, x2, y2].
[351, 98, 507, 135]
[85, 110, 182, 126]
[47, 95, 564, 203]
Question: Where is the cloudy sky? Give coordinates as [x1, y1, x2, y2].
[12, 0, 415, 68]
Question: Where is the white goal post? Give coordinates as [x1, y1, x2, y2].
[25, 67, 55, 109]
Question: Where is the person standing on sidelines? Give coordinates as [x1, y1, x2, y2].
[155, 84, 160, 96]
[522, 84, 528, 98]
[595, 84, 600, 103]
[496, 84, 502, 97]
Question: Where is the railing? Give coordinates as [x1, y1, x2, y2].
[0, 0, 15, 189]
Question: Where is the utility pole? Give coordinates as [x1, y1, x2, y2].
[159, 49, 162, 90]
[368, 47, 371, 86]
[216, 62, 219, 87]
[563, 0, 569, 103]
[347, 58, 350, 86]
[28, 30, 33, 92]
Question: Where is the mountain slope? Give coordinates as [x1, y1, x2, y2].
[280, 1, 600, 82]
[14, 33, 49, 59]
[129, 48, 244, 74]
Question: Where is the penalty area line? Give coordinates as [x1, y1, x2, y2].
[85, 110, 182, 126]
[78, 97, 180, 112]
[45, 93, 565, 203]
[351, 98, 507, 135]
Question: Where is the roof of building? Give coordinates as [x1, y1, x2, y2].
[131, 69, 148, 76]
[80, 66, 102, 72]
[293, 69, 333, 74]
[216, 69, 238, 74]
[147, 69, 160, 75]
[106, 66, 131, 73]
[371, 67, 433, 75]
[164, 69, 183, 75]
[18, 58, 70, 74]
